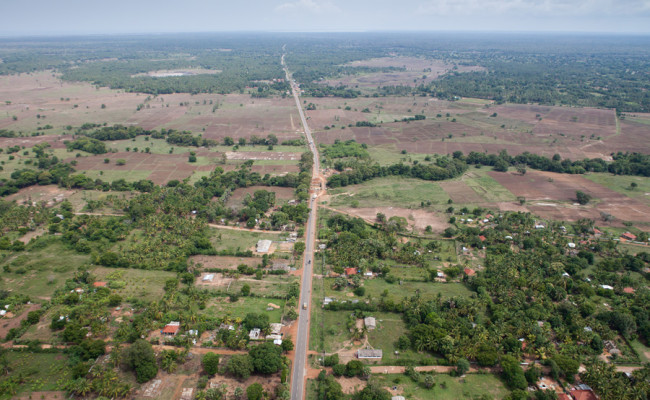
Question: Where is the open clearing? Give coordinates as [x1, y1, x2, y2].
[322, 57, 484, 89]
[0, 72, 302, 141]
[306, 96, 645, 160]
[489, 170, 650, 224]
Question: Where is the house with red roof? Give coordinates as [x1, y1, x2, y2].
[93, 281, 107, 288]
[621, 232, 637, 241]
[464, 268, 476, 277]
[478, 235, 486, 242]
[623, 287, 635, 294]
[344, 268, 357, 276]
[570, 389, 598, 400]
[558, 394, 572, 400]
[161, 321, 180, 336]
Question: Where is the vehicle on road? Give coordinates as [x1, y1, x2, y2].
[303, 303, 307, 310]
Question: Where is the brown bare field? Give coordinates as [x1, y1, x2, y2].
[0, 72, 301, 142]
[439, 181, 485, 204]
[322, 56, 483, 88]
[226, 185, 295, 208]
[189, 255, 260, 270]
[4, 185, 76, 207]
[307, 97, 647, 159]
[489, 170, 650, 224]
[0, 303, 40, 339]
[226, 151, 302, 161]
[337, 207, 449, 233]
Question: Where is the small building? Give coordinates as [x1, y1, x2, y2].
[270, 323, 282, 335]
[567, 242, 576, 248]
[344, 267, 357, 276]
[623, 287, 635, 294]
[479, 235, 487, 242]
[364, 317, 376, 331]
[273, 339, 283, 346]
[364, 271, 373, 278]
[600, 285, 614, 290]
[266, 334, 282, 341]
[357, 349, 382, 359]
[249, 328, 261, 340]
[464, 267, 476, 277]
[437, 271, 445, 278]
[392, 397, 406, 400]
[593, 228, 603, 236]
[162, 321, 181, 337]
[256, 240, 273, 253]
[621, 232, 637, 241]
[323, 297, 334, 306]
[93, 281, 107, 287]
[558, 394, 572, 400]
[202, 274, 214, 282]
[535, 224, 545, 229]
[219, 323, 235, 331]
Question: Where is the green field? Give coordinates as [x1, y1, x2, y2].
[461, 171, 517, 202]
[367, 312, 441, 365]
[322, 278, 473, 302]
[328, 176, 451, 208]
[3, 351, 71, 396]
[91, 266, 178, 301]
[585, 173, 650, 207]
[203, 296, 286, 323]
[371, 373, 510, 400]
[0, 239, 91, 301]
[210, 228, 287, 253]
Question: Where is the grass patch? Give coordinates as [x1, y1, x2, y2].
[328, 176, 451, 208]
[3, 351, 71, 395]
[372, 373, 510, 400]
[367, 312, 440, 365]
[323, 278, 472, 303]
[462, 171, 516, 202]
[202, 296, 286, 323]
[630, 340, 650, 364]
[0, 239, 91, 301]
[210, 228, 286, 253]
[81, 169, 152, 182]
[585, 173, 650, 207]
[91, 266, 177, 301]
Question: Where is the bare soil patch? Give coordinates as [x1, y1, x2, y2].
[189, 255, 260, 270]
[4, 185, 76, 207]
[489, 170, 650, 224]
[439, 181, 484, 204]
[338, 207, 449, 233]
[323, 57, 483, 88]
[0, 303, 40, 339]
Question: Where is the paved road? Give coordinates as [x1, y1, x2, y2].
[283, 48, 321, 400]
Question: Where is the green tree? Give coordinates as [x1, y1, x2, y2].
[576, 191, 591, 205]
[125, 339, 158, 383]
[226, 354, 254, 380]
[456, 358, 470, 376]
[246, 383, 264, 400]
[202, 353, 220, 376]
[501, 355, 527, 390]
[250, 342, 283, 374]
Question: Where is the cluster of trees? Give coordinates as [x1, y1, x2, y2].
[464, 150, 650, 177]
[327, 157, 468, 188]
[320, 211, 649, 400]
[322, 140, 370, 160]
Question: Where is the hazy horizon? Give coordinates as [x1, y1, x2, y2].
[1, 0, 649, 36]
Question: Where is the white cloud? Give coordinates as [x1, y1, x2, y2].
[275, 0, 341, 14]
[417, 0, 650, 17]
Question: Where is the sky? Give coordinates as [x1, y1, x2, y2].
[1, 0, 649, 36]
